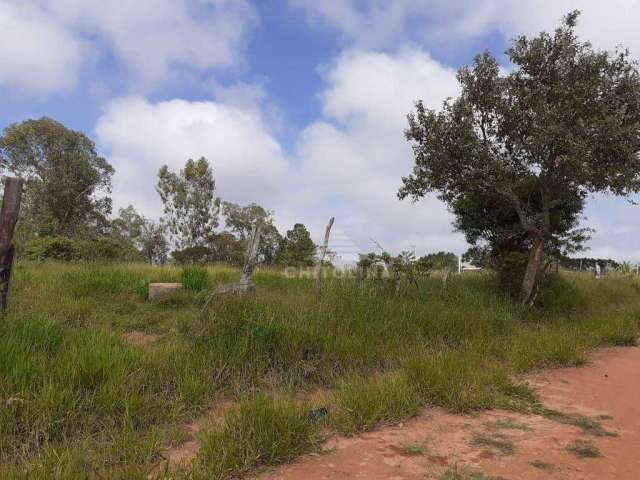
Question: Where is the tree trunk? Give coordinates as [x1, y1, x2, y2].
[519, 236, 544, 306]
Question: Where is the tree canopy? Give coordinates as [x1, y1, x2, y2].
[0, 117, 115, 237]
[279, 223, 316, 267]
[399, 11, 640, 304]
[156, 157, 220, 250]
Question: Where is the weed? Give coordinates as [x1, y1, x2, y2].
[484, 418, 533, 432]
[470, 432, 515, 455]
[566, 439, 601, 458]
[530, 460, 555, 470]
[538, 408, 617, 437]
[439, 463, 505, 479]
[399, 442, 426, 456]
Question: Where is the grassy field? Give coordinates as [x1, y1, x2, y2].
[1, 262, 639, 479]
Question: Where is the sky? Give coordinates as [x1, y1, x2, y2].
[1, 0, 639, 263]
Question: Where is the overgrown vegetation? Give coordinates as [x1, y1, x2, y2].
[0, 263, 637, 478]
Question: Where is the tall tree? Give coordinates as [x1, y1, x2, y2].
[399, 12, 640, 305]
[0, 117, 114, 237]
[112, 205, 167, 264]
[112, 205, 145, 243]
[222, 201, 283, 264]
[156, 157, 220, 249]
[139, 221, 168, 265]
[279, 223, 316, 267]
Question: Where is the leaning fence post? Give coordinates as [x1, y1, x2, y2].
[239, 221, 262, 288]
[0, 177, 24, 314]
[315, 217, 334, 294]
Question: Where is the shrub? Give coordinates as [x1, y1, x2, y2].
[172, 246, 215, 265]
[22, 236, 140, 262]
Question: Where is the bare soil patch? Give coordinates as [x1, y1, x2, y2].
[257, 346, 640, 480]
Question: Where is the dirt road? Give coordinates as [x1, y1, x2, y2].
[258, 346, 640, 480]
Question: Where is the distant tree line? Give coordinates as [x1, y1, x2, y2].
[0, 118, 318, 267]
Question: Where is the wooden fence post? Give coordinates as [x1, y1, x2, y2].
[239, 222, 262, 287]
[315, 217, 334, 294]
[0, 177, 24, 314]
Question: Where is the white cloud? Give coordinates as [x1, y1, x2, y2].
[292, 1, 640, 56]
[97, 48, 467, 259]
[292, 47, 466, 256]
[0, 0, 257, 94]
[0, 2, 85, 93]
[96, 96, 288, 218]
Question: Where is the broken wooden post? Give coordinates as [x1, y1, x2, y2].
[0, 177, 23, 314]
[239, 221, 262, 288]
[212, 221, 263, 296]
[441, 266, 451, 292]
[315, 217, 334, 294]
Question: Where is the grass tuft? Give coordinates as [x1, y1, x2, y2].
[194, 395, 321, 479]
[470, 432, 515, 455]
[538, 408, 617, 437]
[565, 439, 601, 458]
[180, 267, 210, 292]
[399, 442, 427, 456]
[332, 375, 419, 435]
[530, 459, 555, 470]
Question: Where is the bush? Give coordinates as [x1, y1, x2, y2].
[181, 267, 210, 292]
[172, 246, 215, 265]
[23, 236, 141, 262]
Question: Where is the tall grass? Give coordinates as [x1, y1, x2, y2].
[0, 262, 638, 477]
[194, 395, 321, 479]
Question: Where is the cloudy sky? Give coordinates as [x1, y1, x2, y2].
[1, 0, 638, 261]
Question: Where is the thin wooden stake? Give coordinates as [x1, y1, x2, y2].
[0, 177, 23, 314]
[315, 217, 334, 294]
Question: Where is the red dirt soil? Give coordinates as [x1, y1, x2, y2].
[257, 346, 640, 480]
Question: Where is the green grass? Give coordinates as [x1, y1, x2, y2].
[180, 266, 210, 292]
[399, 441, 427, 456]
[565, 439, 601, 458]
[332, 375, 419, 434]
[537, 408, 617, 437]
[0, 262, 638, 477]
[193, 395, 321, 479]
[484, 418, 534, 432]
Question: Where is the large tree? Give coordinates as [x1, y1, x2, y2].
[156, 157, 220, 249]
[112, 205, 168, 264]
[399, 12, 640, 305]
[222, 201, 283, 264]
[0, 117, 114, 237]
[279, 223, 316, 267]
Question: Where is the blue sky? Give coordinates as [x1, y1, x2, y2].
[1, 0, 638, 262]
